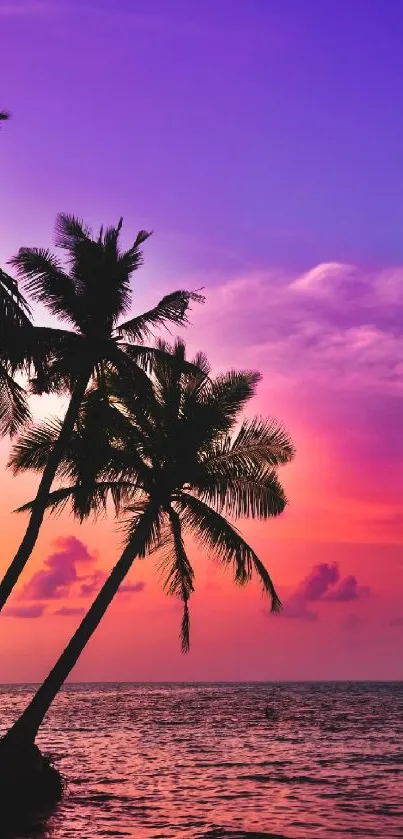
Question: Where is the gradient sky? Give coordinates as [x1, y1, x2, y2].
[0, 0, 402, 682]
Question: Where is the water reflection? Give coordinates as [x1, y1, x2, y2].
[0, 682, 402, 839]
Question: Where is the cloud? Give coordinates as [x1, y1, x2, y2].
[275, 601, 317, 622]
[2, 604, 46, 619]
[193, 263, 403, 399]
[326, 575, 371, 602]
[119, 581, 145, 594]
[79, 569, 106, 597]
[297, 562, 339, 601]
[277, 563, 371, 621]
[79, 571, 145, 597]
[19, 536, 96, 601]
[53, 607, 86, 617]
[291, 262, 358, 296]
[14, 534, 145, 617]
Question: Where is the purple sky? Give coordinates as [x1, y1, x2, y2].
[2, 0, 403, 273]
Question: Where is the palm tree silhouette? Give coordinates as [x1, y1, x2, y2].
[3, 341, 294, 751]
[0, 215, 202, 613]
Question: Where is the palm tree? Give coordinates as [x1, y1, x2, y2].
[3, 341, 294, 752]
[0, 214, 202, 613]
[0, 111, 10, 124]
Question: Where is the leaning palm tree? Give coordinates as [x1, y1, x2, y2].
[0, 214, 202, 612]
[2, 341, 294, 756]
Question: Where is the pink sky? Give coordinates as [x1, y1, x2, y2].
[0, 259, 402, 682]
[1, 0, 402, 682]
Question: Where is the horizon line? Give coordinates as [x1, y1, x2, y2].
[0, 678, 401, 686]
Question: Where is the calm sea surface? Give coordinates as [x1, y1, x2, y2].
[0, 682, 402, 839]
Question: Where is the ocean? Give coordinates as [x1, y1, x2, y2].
[0, 682, 402, 839]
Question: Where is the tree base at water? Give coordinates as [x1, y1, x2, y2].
[0, 739, 64, 826]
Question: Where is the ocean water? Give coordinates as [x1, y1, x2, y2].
[0, 682, 402, 839]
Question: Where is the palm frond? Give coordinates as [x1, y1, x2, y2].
[0, 364, 30, 436]
[118, 290, 204, 342]
[8, 417, 62, 473]
[196, 464, 287, 519]
[122, 342, 202, 381]
[0, 268, 32, 327]
[202, 370, 261, 431]
[123, 502, 165, 558]
[176, 492, 281, 611]
[15, 480, 136, 520]
[9, 247, 80, 328]
[192, 350, 211, 377]
[199, 418, 295, 485]
[54, 214, 92, 251]
[15, 485, 75, 516]
[160, 507, 195, 652]
[226, 417, 295, 466]
[69, 479, 136, 521]
[180, 600, 191, 655]
[12, 326, 87, 394]
[116, 229, 152, 280]
[55, 215, 152, 326]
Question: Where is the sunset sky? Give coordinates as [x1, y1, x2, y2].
[0, 0, 402, 682]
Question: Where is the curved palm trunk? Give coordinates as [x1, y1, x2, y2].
[0, 372, 91, 613]
[3, 503, 155, 747]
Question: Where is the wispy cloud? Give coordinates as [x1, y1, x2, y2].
[192, 262, 403, 396]
[326, 575, 370, 603]
[79, 569, 105, 598]
[119, 581, 145, 594]
[2, 604, 46, 618]
[79, 570, 145, 598]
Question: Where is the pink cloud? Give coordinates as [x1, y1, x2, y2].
[79, 571, 145, 598]
[191, 263, 403, 399]
[15, 535, 145, 615]
[53, 607, 86, 617]
[297, 562, 339, 601]
[19, 536, 96, 601]
[79, 570, 106, 597]
[277, 563, 371, 622]
[2, 604, 46, 619]
[119, 581, 145, 594]
[326, 575, 371, 602]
